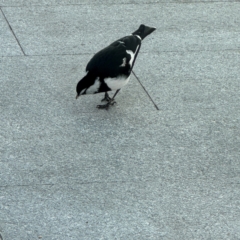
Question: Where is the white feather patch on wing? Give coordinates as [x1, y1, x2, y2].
[126, 45, 139, 67]
[86, 79, 100, 94]
[120, 57, 127, 67]
[105, 75, 130, 90]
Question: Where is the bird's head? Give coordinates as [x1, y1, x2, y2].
[76, 80, 86, 99]
[132, 24, 156, 40]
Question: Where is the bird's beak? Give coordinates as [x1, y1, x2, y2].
[76, 94, 79, 99]
[144, 26, 156, 37]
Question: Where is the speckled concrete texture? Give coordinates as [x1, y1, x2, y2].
[0, 10, 23, 56]
[0, 0, 238, 6]
[1, 1, 240, 239]
[1, 3, 240, 55]
[134, 51, 240, 111]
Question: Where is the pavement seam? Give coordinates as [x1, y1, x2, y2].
[0, 179, 155, 188]
[0, 183, 55, 188]
[0, 176, 236, 189]
[132, 70, 159, 110]
[1, 48, 240, 58]
[0, 7, 26, 56]
[0, 1, 239, 7]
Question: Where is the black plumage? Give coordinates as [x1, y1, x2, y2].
[76, 24, 156, 109]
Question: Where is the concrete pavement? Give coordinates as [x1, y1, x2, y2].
[1, 1, 240, 239]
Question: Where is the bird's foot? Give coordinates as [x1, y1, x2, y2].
[97, 99, 116, 110]
[101, 92, 111, 102]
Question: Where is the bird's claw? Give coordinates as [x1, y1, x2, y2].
[101, 93, 111, 102]
[97, 100, 116, 110]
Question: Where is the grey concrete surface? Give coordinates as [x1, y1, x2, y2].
[1, 1, 240, 240]
[0, 10, 22, 56]
[2, 3, 240, 55]
[0, 0, 238, 7]
[1, 180, 239, 239]
[134, 51, 240, 111]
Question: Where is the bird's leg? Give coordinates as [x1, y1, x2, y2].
[101, 92, 111, 102]
[97, 89, 120, 110]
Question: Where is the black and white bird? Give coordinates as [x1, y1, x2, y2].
[76, 24, 156, 109]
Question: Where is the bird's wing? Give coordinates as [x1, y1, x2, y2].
[86, 41, 132, 78]
[113, 35, 141, 53]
